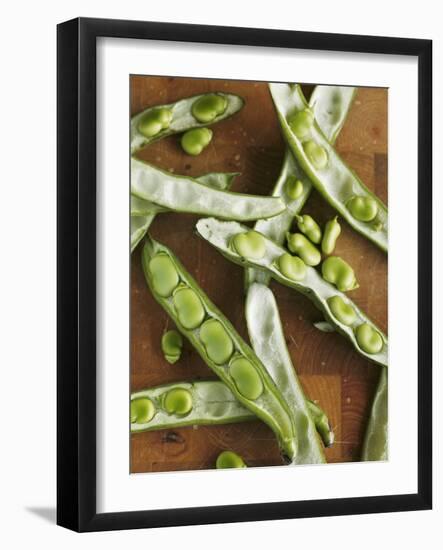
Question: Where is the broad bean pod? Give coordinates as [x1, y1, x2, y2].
[132, 158, 286, 221]
[246, 283, 326, 463]
[142, 237, 298, 460]
[130, 379, 334, 448]
[196, 218, 388, 367]
[361, 367, 388, 461]
[269, 83, 388, 252]
[131, 92, 244, 153]
[130, 171, 238, 252]
[245, 85, 356, 288]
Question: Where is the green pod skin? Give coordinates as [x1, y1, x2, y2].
[361, 367, 388, 461]
[181, 128, 213, 156]
[216, 450, 247, 469]
[131, 379, 335, 449]
[161, 330, 183, 364]
[131, 92, 243, 153]
[321, 216, 341, 255]
[321, 256, 359, 292]
[196, 218, 388, 368]
[269, 83, 387, 253]
[131, 158, 286, 222]
[286, 232, 321, 266]
[131, 172, 239, 253]
[306, 400, 335, 448]
[141, 237, 298, 461]
[245, 86, 356, 288]
[295, 214, 322, 244]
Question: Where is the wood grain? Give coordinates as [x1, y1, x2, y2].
[130, 77, 387, 473]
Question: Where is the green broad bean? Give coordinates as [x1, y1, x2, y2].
[132, 158, 286, 222]
[295, 214, 322, 244]
[303, 140, 328, 169]
[192, 93, 228, 123]
[131, 397, 155, 424]
[286, 232, 321, 266]
[355, 323, 384, 354]
[148, 254, 179, 297]
[163, 388, 193, 415]
[200, 319, 234, 365]
[347, 195, 379, 222]
[327, 295, 356, 326]
[138, 107, 172, 138]
[229, 356, 263, 400]
[284, 176, 304, 200]
[196, 218, 388, 368]
[173, 287, 206, 330]
[287, 108, 314, 138]
[161, 330, 183, 364]
[181, 127, 213, 156]
[277, 253, 306, 281]
[321, 216, 341, 255]
[216, 450, 247, 469]
[269, 83, 387, 252]
[231, 231, 266, 260]
[321, 256, 358, 292]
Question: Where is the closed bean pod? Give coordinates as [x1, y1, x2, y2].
[321, 216, 341, 255]
[269, 83, 388, 252]
[295, 214, 322, 244]
[131, 158, 286, 222]
[321, 256, 359, 292]
[161, 330, 183, 364]
[181, 127, 213, 156]
[196, 218, 387, 367]
[286, 232, 321, 266]
[141, 237, 298, 460]
[131, 92, 243, 153]
[216, 450, 247, 469]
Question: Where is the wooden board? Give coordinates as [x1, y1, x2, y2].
[130, 76, 387, 473]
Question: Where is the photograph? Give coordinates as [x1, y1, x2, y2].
[130, 76, 388, 473]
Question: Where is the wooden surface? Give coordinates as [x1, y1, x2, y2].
[130, 76, 387, 473]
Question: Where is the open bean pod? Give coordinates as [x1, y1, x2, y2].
[131, 92, 244, 153]
[142, 237, 298, 460]
[132, 158, 286, 221]
[246, 283, 326, 464]
[269, 83, 388, 252]
[130, 171, 239, 252]
[196, 218, 388, 367]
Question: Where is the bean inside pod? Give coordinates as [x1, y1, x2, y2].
[138, 107, 173, 138]
[231, 231, 266, 260]
[163, 388, 193, 415]
[192, 93, 228, 123]
[355, 323, 384, 354]
[327, 295, 356, 326]
[200, 319, 234, 365]
[229, 356, 264, 400]
[277, 252, 307, 281]
[148, 254, 179, 297]
[347, 195, 378, 222]
[173, 286, 206, 330]
[131, 397, 156, 424]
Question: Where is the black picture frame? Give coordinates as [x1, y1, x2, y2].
[57, 17, 432, 532]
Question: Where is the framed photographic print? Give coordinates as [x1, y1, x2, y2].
[57, 17, 432, 532]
